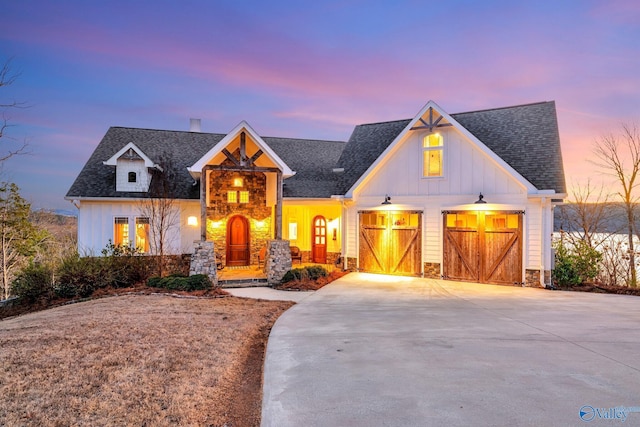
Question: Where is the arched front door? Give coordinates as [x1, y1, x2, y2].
[227, 215, 250, 266]
[312, 215, 327, 264]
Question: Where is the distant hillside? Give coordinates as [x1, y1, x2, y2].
[554, 203, 630, 233]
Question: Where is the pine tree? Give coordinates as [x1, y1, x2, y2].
[0, 182, 41, 299]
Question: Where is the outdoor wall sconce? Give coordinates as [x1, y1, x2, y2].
[332, 228, 337, 241]
[187, 216, 198, 226]
[381, 195, 392, 205]
[474, 193, 487, 204]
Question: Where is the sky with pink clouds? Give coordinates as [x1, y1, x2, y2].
[2, 0, 639, 210]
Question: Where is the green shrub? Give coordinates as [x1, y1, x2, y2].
[147, 274, 212, 291]
[282, 265, 328, 283]
[57, 254, 106, 297]
[553, 240, 602, 287]
[11, 263, 53, 302]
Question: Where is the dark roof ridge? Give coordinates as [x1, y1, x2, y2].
[108, 126, 227, 136]
[354, 118, 412, 127]
[452, 100, 554, 116]
[263, 135, 346, 144]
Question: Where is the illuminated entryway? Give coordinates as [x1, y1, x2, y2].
[442, 211, 523, 285]
[358, 210, 422, 276]
[226, 215, 250, 266]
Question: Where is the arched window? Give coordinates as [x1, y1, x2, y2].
[128, 172, 137, 183]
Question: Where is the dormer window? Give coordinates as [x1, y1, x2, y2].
[423, 133, 444, 177]
[128, 172, 137, 183]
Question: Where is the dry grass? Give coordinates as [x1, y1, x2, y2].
[0, 294, 293, 426]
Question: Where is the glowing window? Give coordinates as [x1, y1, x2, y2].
[423, 133, 444, 177]
[227, 191, 238, 203]
[135, 217, 150, 253]
[233, 177, 243, 187]
[114, 217, 129, 247]
[239, 191, 249, 203]
[446, 213, 478, 229]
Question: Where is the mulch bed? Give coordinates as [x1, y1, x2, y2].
[274, 270, 350, 291]
[558, 283, 640, 296]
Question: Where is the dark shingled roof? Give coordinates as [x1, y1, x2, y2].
[263, 137, 346, 198]
[335, 101, 566, 194]
[66, 101, 566, 201]
[452, 101, 566, 194]
[65, 127, 347, 200]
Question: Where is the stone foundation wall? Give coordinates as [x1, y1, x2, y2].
[345, 257, 357, 271]
[525, 269, 542, 288]
[296, 250, 340, 267]
[265, 240, 292, 285]
[189, 241, 218, 286]
[423, 262, 441, 279]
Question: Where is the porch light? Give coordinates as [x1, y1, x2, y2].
[187, 216, 198, 226]
[381, 195, 392, 205]
[474, 193, 487, 204]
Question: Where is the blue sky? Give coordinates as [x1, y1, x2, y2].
[2, 0, 639, 210]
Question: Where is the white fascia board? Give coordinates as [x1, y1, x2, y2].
[103, 142, 159, 169]
[345, 100, 538, 197]
[187, 120, 294, 178]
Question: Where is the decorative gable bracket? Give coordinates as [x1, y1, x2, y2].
[410, 107, 453, 132]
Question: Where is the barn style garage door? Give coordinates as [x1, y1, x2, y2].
[359, 210, 422, 276]
[443, 211, 523, 285]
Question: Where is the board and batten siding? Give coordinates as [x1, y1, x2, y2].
[354, 127, 526, 198]
[77, 200, 200, 256]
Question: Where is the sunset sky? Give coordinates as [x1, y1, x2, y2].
[2, 0, 639, 210]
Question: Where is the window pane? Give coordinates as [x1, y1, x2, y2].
[239, 191, 249, 203]
[227, 191, 237, 203]
[424, 149, 443, 177]
[114, 217, 129, 246]
[135, 217, 150, 253]
[423, 133, 443, 147]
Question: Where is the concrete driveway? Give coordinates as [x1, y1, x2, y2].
[262, 273, 640, 426]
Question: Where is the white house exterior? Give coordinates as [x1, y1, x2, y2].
[66, 100, 566, 287]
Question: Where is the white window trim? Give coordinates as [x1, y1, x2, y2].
[421, 133, 445, 179]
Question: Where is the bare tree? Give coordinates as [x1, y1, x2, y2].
[592, 123, 640, 287]
[0, 58, 28, 162]
[137, 156, 180, 277]
[556, 180, 617, 250]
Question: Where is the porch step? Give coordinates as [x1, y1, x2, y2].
[219, 278, 270, 288]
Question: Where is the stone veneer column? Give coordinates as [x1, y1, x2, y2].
[265, 239, 292, 285]
[189, 241, 218, 286]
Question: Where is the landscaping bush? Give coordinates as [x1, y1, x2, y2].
[147, 274, 212, 291]
[553, 240, 602, 287]
[282, 265, 328, 283]
[11, 263, 53, 302]
[57, 254, 107, 297]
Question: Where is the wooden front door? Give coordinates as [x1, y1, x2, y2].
[443, 211, 523, 285]
[226, 215, 250, 266]
[312, 215, 327, 264]
[359, 211, 422, 276]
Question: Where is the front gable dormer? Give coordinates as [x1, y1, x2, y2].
[103, 142, 160, 192]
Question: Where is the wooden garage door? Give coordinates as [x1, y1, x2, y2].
[443, 211, 523, 285]
[359, 211, 422, 276]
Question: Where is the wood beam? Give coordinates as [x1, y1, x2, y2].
[200, 169, 207, 241]
[240, 132, 247, 166]
[275, 170, 283, 239]
[203, 164, 280, 174]
[221, 148, 240, 166]
[248, 149, 263, 166]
